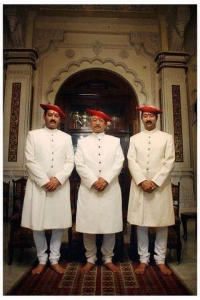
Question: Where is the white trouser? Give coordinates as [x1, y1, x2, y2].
[33, 229, 63, 265]
[137, 226, 168, 265]
[83, 233, 115, 264]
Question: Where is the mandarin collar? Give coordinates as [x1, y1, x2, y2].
[43, 126, 58, 134]
[144, 128, 158, 134]
[92, 132, 105, 138]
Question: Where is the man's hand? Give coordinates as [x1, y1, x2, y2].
[44, 177, 60, 192]
[139, 180, 156, 193]
[93, 177, 108, 192]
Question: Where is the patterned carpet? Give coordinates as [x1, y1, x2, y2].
[6, 248, 192, 296]
[59, 258, 138, 295]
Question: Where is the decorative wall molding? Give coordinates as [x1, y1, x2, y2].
[34, 27, 159, 60]
[6, 69, 31, 75]
[39, 5, 156, 13]
[4, 48, 38, 70]
[119, 50, 129, 59]
[92, 40, 102, 56]
[154, 51, 189, 73]
[163, 73, 186, 79]
[44, 56, 149, 103]
[130, 31, 160, 57]
[35, 16, 158, 26]
[65, 49, 75, 59]
[34, 28, 156, 108]
[172, 85, 183, 162]
[8, 83, 21, 162]
[34, 28, 64, 55]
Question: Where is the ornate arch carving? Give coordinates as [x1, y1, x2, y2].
[43, 57, 149, 105]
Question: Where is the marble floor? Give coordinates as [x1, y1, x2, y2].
[2, 220, 197, 296]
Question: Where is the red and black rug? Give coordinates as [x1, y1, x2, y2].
[6, 248, 192, 296]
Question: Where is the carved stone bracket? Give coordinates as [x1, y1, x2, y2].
[154, 51, 189, 73]
[167, 5, 190, 51]
[34, 28, 64, 55]
[4, 48, 38, 70]
[130, 31, 159, 57]
[4, 6, 25, 48]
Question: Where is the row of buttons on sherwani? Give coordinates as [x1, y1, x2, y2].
[50, 133, 55, 169]
[146, 134, 151, 171]
[97, 137, 102, 174]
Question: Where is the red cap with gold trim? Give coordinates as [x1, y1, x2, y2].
[86, 109, 113, 122]
[136, 105, 163, 114]
[40, 104, 66, 119]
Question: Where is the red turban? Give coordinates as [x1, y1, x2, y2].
[86, 109, 113, 122]
[40, 104, 66, 119]
[136, 105, 163, 114]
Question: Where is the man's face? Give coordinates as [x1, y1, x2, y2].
[89, 116, 107, 133]
[141, 112, 157, 131]
[43, 110, 61, 130]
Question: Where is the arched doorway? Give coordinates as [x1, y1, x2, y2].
[56, 68, 139, 135]
[55, 68, 139, 241]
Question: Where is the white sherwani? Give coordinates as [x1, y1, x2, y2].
[75, 132, 124, 234]
[127, 128, 175, 227]
[21, 127, 74, 230]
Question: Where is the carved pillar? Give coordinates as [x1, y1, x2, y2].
[155, 51, 196, 212]
[3, 49, 38, 180]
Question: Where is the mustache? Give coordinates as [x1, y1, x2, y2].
[50, 120, 56, 123]
[94, 125, 101, 128]
[146, 121, 152, 124]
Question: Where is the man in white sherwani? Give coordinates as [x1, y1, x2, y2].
[127, 105, 175, 275]
[21, 104, 74, 275]
[75, 109, 124, 274]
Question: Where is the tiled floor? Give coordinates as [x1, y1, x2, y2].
[2, 220, 197, 295]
